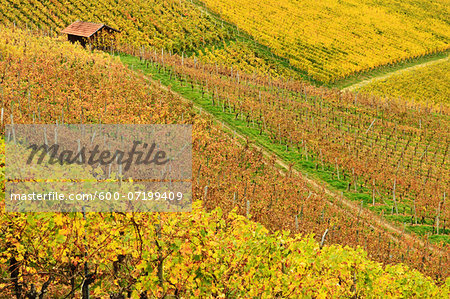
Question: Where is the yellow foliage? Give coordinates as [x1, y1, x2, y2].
[358, 57, 450, 106]
[201, 0, 450, 83]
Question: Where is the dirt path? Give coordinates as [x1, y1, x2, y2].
[152, 82, 446, 255]
[343, 56, 449, 92]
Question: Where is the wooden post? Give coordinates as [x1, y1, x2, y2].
[44, 127, 48, 146]
[81, 206, 90, 299]
[392, 179, 398, 214]
[204, 186, 208, 201]
[320, 149, 324, 170]
[10, 114, 16, 144]
[156, 214, 164, 291]
[54, 125, 58, 144]
[304, 144, 308, 160]
[246, 200, 250, 218]
[372, 180, 375, 205]
[320, 229, 329, 249]
[413, 200, 418, 225]
[436, 192, 446, 235]
[365, 119, 376, 134]
[335, 158, 339, 179]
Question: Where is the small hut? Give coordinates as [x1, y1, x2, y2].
[61, 21, 119, 48]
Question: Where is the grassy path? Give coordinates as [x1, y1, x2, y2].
[343, 55, 449, 92]
[327, 50, 449, 89]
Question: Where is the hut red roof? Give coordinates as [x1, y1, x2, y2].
[61, 21, 119, 38]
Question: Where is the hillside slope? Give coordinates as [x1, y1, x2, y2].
[200, 0, 450, 83]
[0, 0, 302, 79]
[0, 26, 449, 296]
[120, 43, 450, 262]
[4, 0, 449, 86]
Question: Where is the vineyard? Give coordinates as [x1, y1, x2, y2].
[357, 57, 450, 106]
[0, 26, 449, 296]
[199, 0, 450, 83]
[0, 0, 308, 82]
[126, 47, 450, 242]
[196, 40, 299, 79]
[3, 0, 450, 86]
[0, 0, 232, 52]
